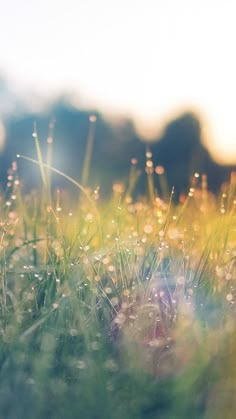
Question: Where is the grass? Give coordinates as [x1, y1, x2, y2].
[0, 129, 236, 418]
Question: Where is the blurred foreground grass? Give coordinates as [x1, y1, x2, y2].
[0, 135, 236, 418]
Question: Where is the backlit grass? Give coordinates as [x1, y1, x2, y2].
[0, 138, 236, 418]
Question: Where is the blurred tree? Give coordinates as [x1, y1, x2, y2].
[0, 96, 234, 198]
[150, 112, 233, 200]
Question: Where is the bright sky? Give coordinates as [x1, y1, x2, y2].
[1, 0, 236, 163]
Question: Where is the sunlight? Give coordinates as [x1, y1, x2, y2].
[1, 0, 236, 163]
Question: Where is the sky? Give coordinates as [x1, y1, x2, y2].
[1, 0, 236, 164]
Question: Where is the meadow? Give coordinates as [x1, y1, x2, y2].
[0, 126, 236, 419]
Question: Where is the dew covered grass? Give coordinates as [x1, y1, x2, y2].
[0, 135, 236, 418]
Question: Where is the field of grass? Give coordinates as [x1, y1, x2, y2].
[0, 130, 236, 418]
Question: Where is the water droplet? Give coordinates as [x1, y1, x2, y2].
[110, 297, 119, 306]
[70, 329, 78, 336]
[76, 360, 86, 369]
[89, 115, 97, 123]
[144, 224, 153, 234]
[155, 166, 164, 175]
